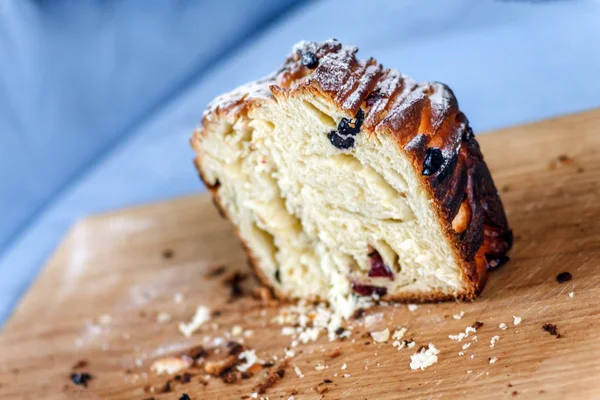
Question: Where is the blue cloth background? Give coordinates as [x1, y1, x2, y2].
[1, 0, 600, 326]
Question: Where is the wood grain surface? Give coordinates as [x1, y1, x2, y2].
[1, 109, 600, 400]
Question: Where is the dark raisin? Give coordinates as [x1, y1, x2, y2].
[366, 91, 383, 107]
[301, 51, 319, 69]
[352, 308, 365, 319]
[328, 131, 355, 149]
[556, 272, 572, 283]
[472, 321, 483, 329]
[422, 147, 444, 176]
[338, 109, 364, 136]
[463, 124, 474, 141]
[335, 327, 345, 335]
[179, 394, 191, 400]
[367, 250, 394, 280]
[70, 372, 92, 387]
[351, 282, 387, 297]
[324, 379, 333, 383]
[274, 269, 282, 284]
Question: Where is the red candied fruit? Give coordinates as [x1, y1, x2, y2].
[367, 251, 394, 280]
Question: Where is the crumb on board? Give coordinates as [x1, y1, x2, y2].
[174, 292, 184, 304]
[407, 304, 418, 312]
[156, 311, 172, 324]
[293, 365, 304, 378]
[556, 272, 572, 284]
[489, 357, 498, 364]
[499, 323, 507, 330]
[542, 323, 562, 337]
[178, 306, 211, 337]
[453, 311, 465, 320]
[513, 316, 522, 325]
[371, 328, 390, 343]
[490, 335, 500, 348]
[568, 292, 574, 298]
[150, 356, 193, 375]
[409, 343, 439, 370]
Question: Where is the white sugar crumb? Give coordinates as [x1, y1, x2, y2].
[364, 313, 383, 327]
[98, 314, 112, 325]
[250, 393, 258, 399]
[173, 292, 184, 304]
[343, 373, 351, 378]
[453, 311, 465, 320]
[294, 365, 304, 378]
[466, 370, 473, 374]
[284, 349, 295, 359]
[156, 312, 171, 324]
[513, 316, 522, 325]
[231, 325, 243, 336]
[150, 356, 192, 375]
[178, 306, 211, 337]
[461, 342, 471, 350]
[469, 354, 475, 359]
[499, 323, 507, 330]
[458, 351, 465, 357]
[237, 349, 260, 372]
[314, 363, 326, 371]
[407, 304, 418, 312]
[281, 327, 295, 336]
[490, 335, 500, 348]
[568, 292, 574, 298]
[471, 335, 478, 342]
[392, 327, 407, 340]
[449, 324, 479, 342]
[244, 330, 254, 338]
[489, 357, 498, 364]
[371, 328, 390, 343]
[409, 343, 440, 370]
[341, 363, 347, 370]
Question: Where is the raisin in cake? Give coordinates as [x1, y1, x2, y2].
[191, 40, 512, 317]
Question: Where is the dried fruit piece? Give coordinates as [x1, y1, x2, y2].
[327, 131, 355, 149]
[351, 282, 387, 297]
[422, 148, 444, 176]
[367, 250, 394, 279]
[301, 51, 319, 69]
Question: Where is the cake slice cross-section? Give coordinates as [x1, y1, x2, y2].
[191, 40, 512, 317]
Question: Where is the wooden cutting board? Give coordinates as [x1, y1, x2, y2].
[1, 109, 600, 400]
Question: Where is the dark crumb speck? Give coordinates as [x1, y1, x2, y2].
[70, 372, 92, 388]
[227, 341, 244, 356]
[422, 147, 444, 176]
[556, 272, 572, 284]
[351, 282, 387, 297]
[328, 131, 355, 149]
[542, 323, 560, 337]
[206, 265, 226, 278]
[262, 362, 275, 368]
[300, 51, 319, 69]
[324, 379, 333, 383]
[179, 394, 191, 400]
[71, 360, 88, 369]
[501, 184, 510, 193]
[212, 310, 222, 317]
[353, 308, 365, 320]
[472, 321, 484, 329]
[335, 327, 345, 335]
[223, 272, 247, 301]
[162, 249, 174, 259]
[512, 391, 519, 396]
[274, 269, 281, 284]
[557, 154, 573, 164]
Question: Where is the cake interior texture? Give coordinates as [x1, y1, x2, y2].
[192, 40, 512, 317]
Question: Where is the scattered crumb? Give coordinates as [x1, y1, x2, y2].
[237, 350, 260, 372]
[343, 374, 351, 378]
[178, 306, 211, 337]
[466, 370, 473, 374]
[449, 324, 479, 341]
[150, 356, 193, 375]
[568, 292, 574, 299]
[513, 316, 522, 325]
[542, 323, 561, 337]
[490, 336, 500, 348]
[314, 363, 326, 371]
[407, 304, 418, 312]
[461, 343, 471, 350]
[371, 328, 390, 343]
[70, 372, 93, 387]
[327, 349, 341, 359]
[392, 327, 407, 340]
[469, 354, 475, 359]
[231, 326, 243, 336]
[409, 343, 440, 370]
[205, 265, 226, 278]
[499, 323, 507, 330]
[458, 352, 464, 357]
[453, 311, 465, 320]
[341, 363, 347, 370]
[556, 272, 572, 284]
[156, 312, 171, 324]
[72, 360, 88, 369]
[293, 366, 304, 378]
[244, 330, 254, 338]
[489, 357, 498, 364]
[162, 249, 174, 259]
[174, 293, 184, 304]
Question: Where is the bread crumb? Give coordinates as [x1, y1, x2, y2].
[314, 363, 326, 371]
[392, 327, 407, 340]
[294, 365, 304, 378]
[150, 356, 193, 375]
[461, 342, 471, 350]
[458, 351, 465, 357]
[407, 304, 418, 312]
[466, 370, 473, 374]
[156, 312, 171, 324]
[453, 311, 465, 320]
[237, 349, 260, 372]
[489, 357, 498, 364]
[449, 324, 479, 341]
[343, 373, 351, 378]
[568, 292, 574, 299]
[513, 316, 522, 325]
[341, 363, 347, 370]
[244, 330, 254, 337]
[499, 323, 507, 330]
[469, 354, 475, 359]
[250, 393, 258, 399]
[231, 325, 243, 336]
[284, 349, 295, 359]
[178, 306, 211, 337]
[409, 343, 440, 370]
[490, 335, 500, 348]
[371, 328, 390, 343]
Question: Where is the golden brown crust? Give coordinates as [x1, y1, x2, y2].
[192, 39, 512, 303]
